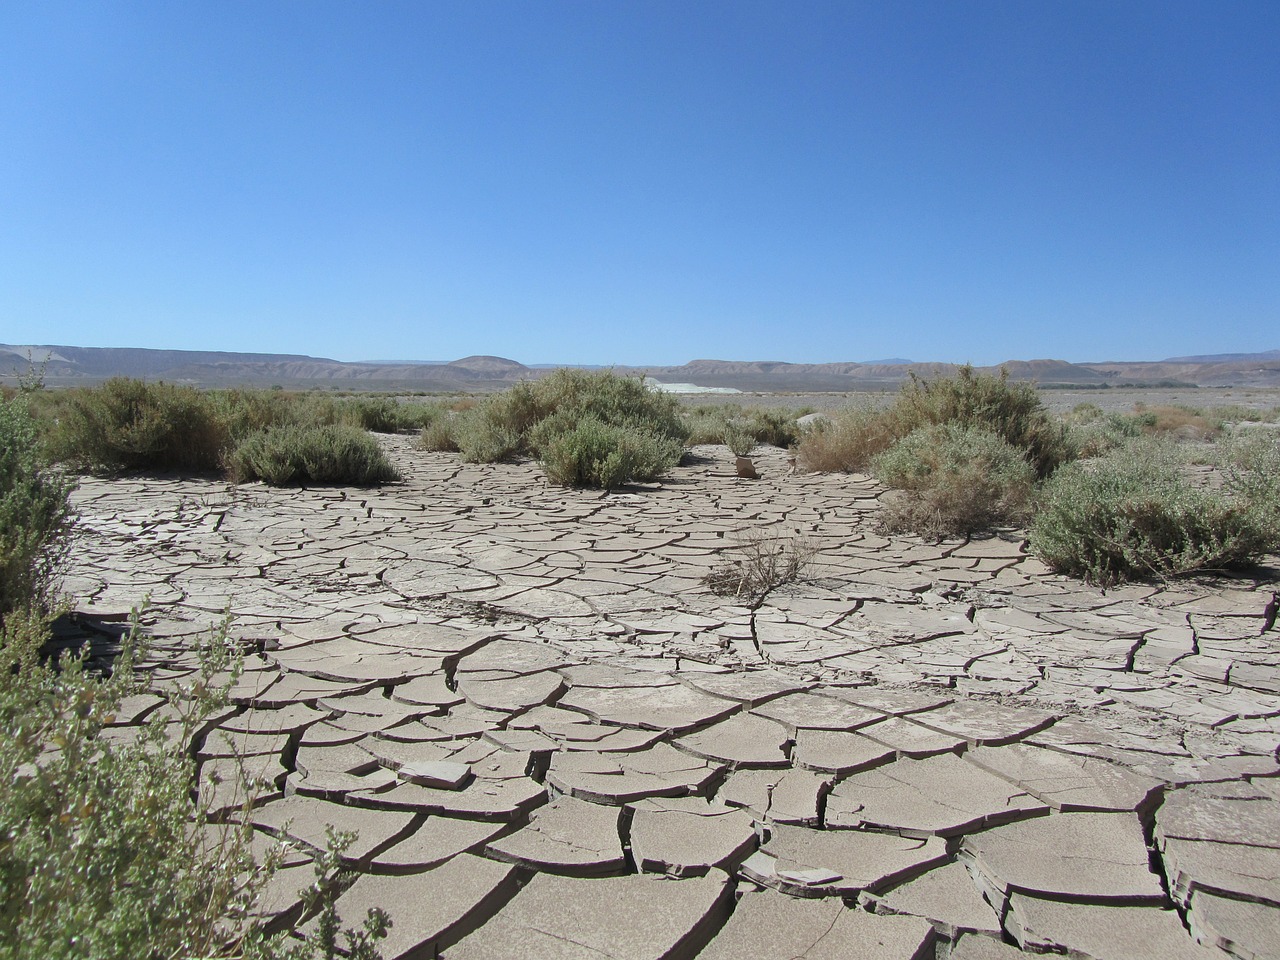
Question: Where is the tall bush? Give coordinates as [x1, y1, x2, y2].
[47, 378, 229, 474]
[1030, 439, 1277, 585]
[891, 366, 1071, 477]
[872, 424, 1035, 538]
[449, 370, 689, 488]
[0, 392, 73, 618]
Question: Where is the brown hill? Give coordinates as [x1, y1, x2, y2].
[4, 344, 1279, 392]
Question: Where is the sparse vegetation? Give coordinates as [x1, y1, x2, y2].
[873, 424, 1036, 538]
[0, 391, 74, 617]
[704, 529, 816, 600]
[47, 378, 230, 474]
[797, 366, 1069, 535]
[1, 392, 390, 957]
[444, 369, 690, 488]
[35, 379, 419, 487]
[227, 424, 400, 486]
[683, 404, 808, 449]
[1030, 437, 1279, 585]
[795, 405, 898, 473]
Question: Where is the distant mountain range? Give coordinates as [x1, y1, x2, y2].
[3, 344, 1280, 392]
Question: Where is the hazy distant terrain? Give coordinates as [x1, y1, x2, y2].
[3, 343, 1280, 392]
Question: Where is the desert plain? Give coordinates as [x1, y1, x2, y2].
[56, 408, 1280, 959]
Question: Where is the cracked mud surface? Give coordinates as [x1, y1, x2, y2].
[63, 436, 1280, 959]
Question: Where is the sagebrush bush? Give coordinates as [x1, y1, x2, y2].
[445, 370, 688, 487]
[227, 424, 400, 486]
[48, 378, 229, 474]
[1030, 439, 1276, 585]
[891, 366, 1071, 477]
[539, 416, 685, 489]
[684, 405, 806, 450]
[0, 393, 74, 618]
[872, 424, 1036, 538]
[795, 406, 898, 473]
[418, 416, 461, 452]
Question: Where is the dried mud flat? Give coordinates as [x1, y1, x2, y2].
[62, 435, 1280, 960]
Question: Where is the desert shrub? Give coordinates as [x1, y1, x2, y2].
[795, 406, 898, 473]
[872, 424, 1036, 538]
[418, 415, 461, 452]
[48, 378, 229, 473]
[339, 396, 404, 433]
[1030, 439, 1276, 585]
[539, 416, 685, 489]
[723, 424, 757, 458]
[0, 608, 389, 960]
[0, 393, 74, 618]
[704, 529, 816, 600]
[1133, 403, 1221, 440]
[1209, 404, 1280, 424]
[684, 405, 803, 449]
[1221, 431, 1280, 530]
[891, 366, 1071, 477]
[742, 408, 803, 448]
[448, 370, 688, 487]
[1069, 411, 1146, 457]
[336, 396, 444, 433]
[227, 425, 399, 486]
[212, 387, 303, 440]
[684, 407, 734, 445]
[454, 412, 523, 463]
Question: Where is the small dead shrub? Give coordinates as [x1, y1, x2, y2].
[704, 530, 816, 600]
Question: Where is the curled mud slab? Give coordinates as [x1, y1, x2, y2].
[64, 437, 1280, 959]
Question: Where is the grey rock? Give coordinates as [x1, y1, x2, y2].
[443, 869, 733, 960]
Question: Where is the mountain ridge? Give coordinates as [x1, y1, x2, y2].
[3, 343, 1279, 391]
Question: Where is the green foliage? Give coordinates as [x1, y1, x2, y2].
[872, 424, 1036, 538]
[418, 416, 461, 452]
[48, 378, 230, 474]
[1030, 439, 1277, 585]
[891, 366, 1071, 477]
[0, 609, 390, 960]
[0, 393, 74, 618]
[723, 424, 757, 458]
[539, 416, 685, 490]
[683, 404, 804, 449]
[227, 425, 400, 486]
[0, 611, 252, 959]
[447, 370, 688, 487]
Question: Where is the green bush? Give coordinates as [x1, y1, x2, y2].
[1030, 439, 1277, 585]
[418, 416, 461, 453]
[48, 379, 229, 474]
[0, 393, 74, 618]
[891, 366, 1071, 477]
[445, 370, 688, 487]
[539, 416, 685, 489]
[1222, 431, 1280, 531]
[872, 424, 1036, 538]
[227, 425, 400, 486]
[0, 609, 389, 960]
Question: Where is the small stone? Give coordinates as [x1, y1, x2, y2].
[398, 760, 473, 790]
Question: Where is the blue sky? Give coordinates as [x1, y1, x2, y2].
[1, 2, 1276, 366]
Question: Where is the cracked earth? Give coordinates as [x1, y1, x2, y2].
[61, 436, 1280, 959]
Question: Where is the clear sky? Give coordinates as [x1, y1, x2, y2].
[1, 2, 1276, 366]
